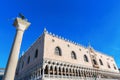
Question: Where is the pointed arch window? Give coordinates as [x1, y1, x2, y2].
[84, 55, 89, 62]
[55, 47, 62, 56]
[93, 59, 97, 65]
[99, 59, 103, 65]
[35, 49, 38, 58]
[107, 62, 111, 68]
[27, 56, 30, 64]
[113, 64, 116, 70]
[71, 51, 77, 59]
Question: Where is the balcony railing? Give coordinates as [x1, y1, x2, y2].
[44, 74, 119, 80]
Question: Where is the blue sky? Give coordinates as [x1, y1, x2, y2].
[0, 0, 120, 68]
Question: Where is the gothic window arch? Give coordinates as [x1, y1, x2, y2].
[93, 59, 97, 65]
[84, 55, 89, 62]
[55, 47, 62, 56]
[27, 56, 30, 64]
[113, 64, 116, 70]
[107, 62, 110, 68]
[35, 49, 38, 58]
[71, 51, 77, 59]
[99, 59, 103, 65]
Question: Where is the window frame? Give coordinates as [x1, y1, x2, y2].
[35, 49, 38, 58]
[84, 55, 89, 62]
[71, 51, 77, 60]
[99, 59, 103, 65]
[27, 56, 30, 64]
[55, 47, 62, 56]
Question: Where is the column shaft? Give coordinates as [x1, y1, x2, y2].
[3, 30, 24, 80]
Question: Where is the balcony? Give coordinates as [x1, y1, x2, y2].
[44, 74, 119, 80]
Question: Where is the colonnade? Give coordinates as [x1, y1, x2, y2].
[18, 59, 120, 80]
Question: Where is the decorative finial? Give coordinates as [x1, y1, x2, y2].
[44, 27, 48, 34]
[44, 27, 47, 32]
[88, 42, 91, 48]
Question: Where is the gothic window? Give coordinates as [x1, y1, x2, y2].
[35, 49, 38, 58]
[55, 47, 62, 56]
[107, 62, 110, 68]
[113, 64, 116, 70]
[93, 59, 97, 65]
[84, 55, 89, 62]
[99, 59, 103, 65]
[71, 51, 77, 59]
[27, 56, 30, 64]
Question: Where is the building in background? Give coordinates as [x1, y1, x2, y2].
[0, 68, 5, 80]
[15, 29, 120, 80]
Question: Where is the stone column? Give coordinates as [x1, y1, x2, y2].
[48, 66, 50, 78]
[3, 18, 30, 80]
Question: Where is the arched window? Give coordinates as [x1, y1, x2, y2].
[22, 61, 24, 68]
[71, 51, 77, 59]
[93, 59, 97, 65]
[35, 49, 38, 58]
[113, 64, 116, 70]
[27, 56, 30, 64]
[55, 47, 62, 56]
[107, 62, 110, 68]
[99, 59, 103, 65]
[84, 55, 89, 62]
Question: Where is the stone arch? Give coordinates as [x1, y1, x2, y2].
[93, 59, 97, 65]
[84, 55, 89, 62]
[66, 68, 69, 76]
[55, 46, 62, 56]
[71, 51, 77, 59]
[59, 67, 61, 75]
[50, 66, 53, 75]
[70, 68, 72, 76]
[99, 59, 103, 65]
[63, 67, 65, 75]
[44, 65, 49, 74]
[54, 66, 57, 75]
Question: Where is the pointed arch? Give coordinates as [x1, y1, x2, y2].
[93, 59, 97, 65]
[71, 51, 77, 59]
[55, 47, 62, 56]
[99, 59, 103, 65]
[84, 55, 89, 62]
[54, 66, 57, 75]
[107, 62, 111, 68]
[35, 49, 38, 58]
[45, 65, 48, 74]
[50, 66, 53, 75]
[113, 64, 116, 70]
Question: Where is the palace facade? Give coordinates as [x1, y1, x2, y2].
[15, 29, 120, 80]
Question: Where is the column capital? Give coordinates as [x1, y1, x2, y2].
[13, 18, 31, 31]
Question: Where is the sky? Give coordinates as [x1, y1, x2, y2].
[0, 0, 120, 68]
